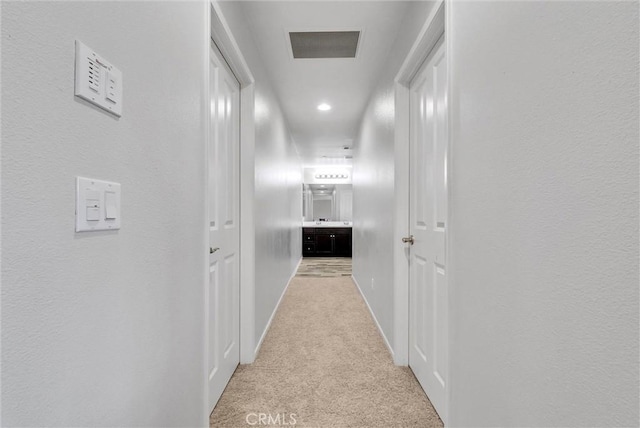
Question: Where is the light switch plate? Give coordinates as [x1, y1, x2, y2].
[74, 40, 123, 117]
[76, 177, 121, 232]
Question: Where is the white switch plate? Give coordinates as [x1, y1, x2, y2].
[74, 41, 123, 117]
[76, 177, 121, 232]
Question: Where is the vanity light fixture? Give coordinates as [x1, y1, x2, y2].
[314, 173, 349, 179]
[317, 103, 332, 111]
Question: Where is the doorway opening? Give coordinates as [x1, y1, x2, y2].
[206, 1, 257, 415]
[393, 2, 449, 424]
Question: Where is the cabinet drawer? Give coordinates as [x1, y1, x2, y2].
[318, 228, 350, 235]
[303, 243, 316, 254]
[304, 234, 315, 242]
[333, 228, 351, 235]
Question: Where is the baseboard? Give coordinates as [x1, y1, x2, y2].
[351, 274, 395, 359]
[254, 257, 302, 357]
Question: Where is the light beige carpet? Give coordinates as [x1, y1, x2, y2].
[210, 274, 443, 428]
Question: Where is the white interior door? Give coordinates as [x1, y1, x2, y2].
[408, 37, 448, 424]
[208, 41, 240, 412]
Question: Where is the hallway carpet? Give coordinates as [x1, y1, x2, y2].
[210, 273, 443, 427]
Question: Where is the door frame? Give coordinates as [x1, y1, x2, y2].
[209, 0, 256, 365]
[204, 0, 257, 417]
[394, 0, 446, 366]
[393, 0, 451, 419]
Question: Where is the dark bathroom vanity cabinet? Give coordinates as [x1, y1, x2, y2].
[302, 227, 352, 257]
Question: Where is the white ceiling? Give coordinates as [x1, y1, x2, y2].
[240, 1, 411, 166]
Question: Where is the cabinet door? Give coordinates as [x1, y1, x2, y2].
[315, 233, 334, 255]
[333, 233, 352, 257]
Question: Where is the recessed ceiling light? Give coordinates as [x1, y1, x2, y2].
[317, 103, 331, 111]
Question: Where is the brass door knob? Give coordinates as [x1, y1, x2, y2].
[210, 247, 220, 254]
[402, 235, 414, 245]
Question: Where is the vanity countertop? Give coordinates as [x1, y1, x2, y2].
[303, 221, 352, 228]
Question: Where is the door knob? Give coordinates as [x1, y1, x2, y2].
[210, 247, 220, 254]
[402, 235, 414, 245]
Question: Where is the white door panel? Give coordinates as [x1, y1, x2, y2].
[409, 38, 448, 424]
[208, 41, 240, 412]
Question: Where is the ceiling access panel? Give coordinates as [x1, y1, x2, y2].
[289, 31, 360, 59]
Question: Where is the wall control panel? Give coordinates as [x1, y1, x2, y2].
[76, 177, 121, 232]
[74, 41, 123, 116]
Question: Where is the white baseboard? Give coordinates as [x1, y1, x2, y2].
[254, 257, 302, 357]
[351, 274, 395, 359]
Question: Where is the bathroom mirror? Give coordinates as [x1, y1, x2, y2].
[302, 183, 352, 222]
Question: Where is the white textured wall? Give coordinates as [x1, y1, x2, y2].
[217, 2, 302, 352]
[448, 2, 639, 426]
[352, 1, 436, 350]
[1, 2, 207, 426]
